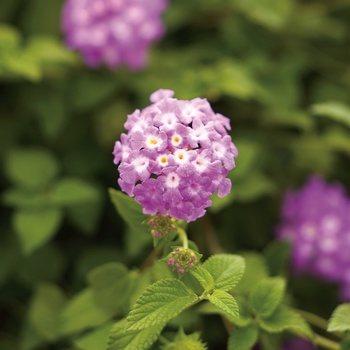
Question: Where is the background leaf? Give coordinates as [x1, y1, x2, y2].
[228, 325, 259, 350]
[13, 208, 63, 254]
[249, 277, 286, 317]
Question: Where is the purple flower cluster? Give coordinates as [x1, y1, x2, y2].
[113, 89, 238, 222]
[276, 176, 350, 301]
[62, 0, 167, 69]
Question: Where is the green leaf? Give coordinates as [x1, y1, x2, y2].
[202, 254, 245, 291]
[0, 24, 20, 50]
[107, 319, 163, 350]
[197, 297, 252, 327]
[258, 306, 313, 340]
[328, 304, 350, 333]
[228, 325, 259, 350]
[249, 277, 286, 317]
[311, 101, 350, 127]
[74, 321, 114, 350]
[109, 189, 151, 257]
[2, 187, 47, 209]
[1, 51, 41, 81]
[207, 290, 239, 319]
[235, 253, 269, 294]
[13, 208, 63, 254]
[59, 288, 115, 335]
[5, 148, 59, 189]
[264, 241, 291, 276]
[26, 36, 76, 65]
[51, 178, 101, 206]
[126, 278, 198, 331]
[190, 266, 215, 292]
[87, 262, 130, 312]
[28, 283, 66, 341]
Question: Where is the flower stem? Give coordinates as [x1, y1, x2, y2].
[294, 308, 329, 331]
[314, 334, 340, 350]
[177, 227, 188, 249]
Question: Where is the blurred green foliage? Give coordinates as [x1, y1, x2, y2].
[1, 0, 350, 349]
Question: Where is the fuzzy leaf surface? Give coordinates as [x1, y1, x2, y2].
[328, 303, 350, 333]
[202, 254, 245, 291]
[107, 318, 162, 350]
[189, 266, 215, 291]
[207, 290, 239, 319]
[228, 325, 259, 350]
[249, 277, 286, 317]
[126, 278, 198, 331]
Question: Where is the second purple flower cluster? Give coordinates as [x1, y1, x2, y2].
[113, 89, 238, 222]
[277, 176, 350, 301]
[62, 0, 167, 69]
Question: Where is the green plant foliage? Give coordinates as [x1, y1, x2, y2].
[27, 283, 67, 342]
[126, 278, 198, 331]
[249, 277, 286, 317]
[228, 325, 259, 350]
[51, 178, 101, 206]
[74, 322, 114, 350]
[87, 262, 130, 312]
[109, 189, 151, 257]
[235, 253, 269, 294]
[5, 148, 59, 190]
[107, 319, 163, 350]
[257, 306, 314, 340]
[311, 101, 350, 127]
[13, 208, 63, 254]
[161, 328, 207, 350]
[1, 0, 350, 349]
[202, 254, 245, 292]
[59, 288, 115, 336]
[189, 266, 215, 292]
[207, 290, 239, 319]
[263, 241, 291, 277]
[328, 304, 350, 333]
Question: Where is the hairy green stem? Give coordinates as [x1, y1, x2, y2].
[177, 227, 188, 249]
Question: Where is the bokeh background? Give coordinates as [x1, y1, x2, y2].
[1, 0, 350, 349]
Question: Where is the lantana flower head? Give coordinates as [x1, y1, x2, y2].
[62, 0, 167, 69]
[113, 89, 238, 222]
[276, 175, 350, 301]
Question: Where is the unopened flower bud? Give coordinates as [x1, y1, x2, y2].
[168, 247, 198, 274]
[148, 213, 175, 238]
